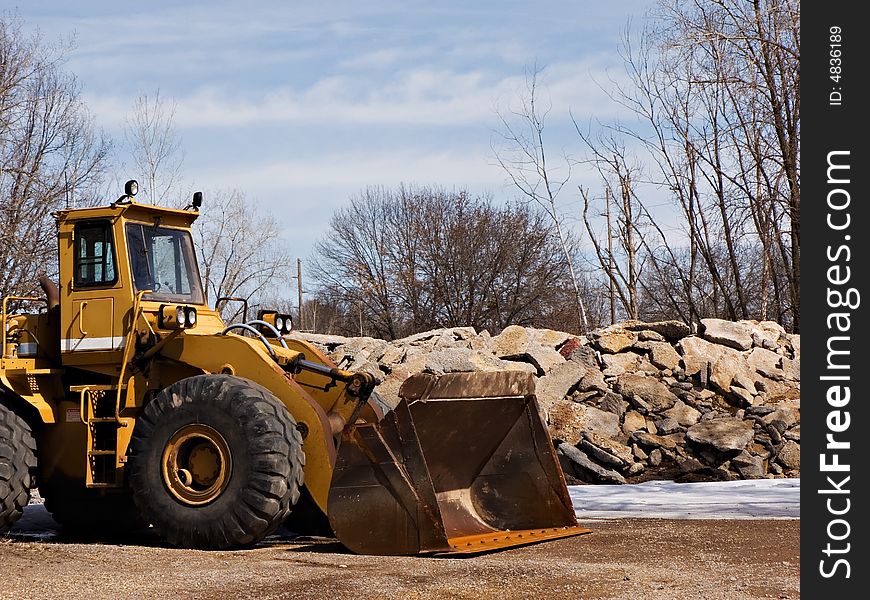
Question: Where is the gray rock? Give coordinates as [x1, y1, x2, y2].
[626, 462, 645, 476]
[784, 425, 800, 442]
[598, 392, 627, 416]
[781, 356, 800, 381]
[761, 405, 800, 430]
[701, 318, 754, 350]
[527, 342, 567, 373]
[655, 417, 682, 435]
[563, 343, 599, 370]
[395, 328, 446, 346]
[491, 325, 531, 357]
[786, 333, 801, 357]
[625, 393, 651, 413]
[750, 321, 786, 349]
[747, 347, 784, 380]
[548, 401, 621, 443]
[632, 444, 648, 461]
[424, 348, 505, 374]
[729, 384, 758, 407]
[594, 329, 637, 353]
[614, 374, 678, 412]
[625, 320, 692, 341]
[632, 431, 678, 451]
[577, 370, 609, 394]
[578, 439, 626, 469]
[500, 360, 539, 375]
[648, 342, 682, 371]
[571, 390, 600, 403]
[532, 328, 572, 349]
[686, 418, 755, 452]
[709, 346, 758, 396]
[731, 451, 765, 479]
[378, 345, 406, 366]
[678, 336, 724, 377]
[581, 431, 635, 465]
[536, 360, 589, 410]
[777, 440, 801, 470]
[648, 448, 663, 466]
[663, 400, 702, 427]
[622, 410, 647, 435]
[636, 330, 665, 342]
[557, 443, 626, 484]
[601, 351, 643, 376]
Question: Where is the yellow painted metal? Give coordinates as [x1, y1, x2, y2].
[159, 330, 339, 513]
[161, 424, 232, 506]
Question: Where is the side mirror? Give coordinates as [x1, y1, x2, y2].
[192, 191, 202, 209]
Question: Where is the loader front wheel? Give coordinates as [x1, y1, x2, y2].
[128, 375, 304, 549]
[0, 402, 37, 534]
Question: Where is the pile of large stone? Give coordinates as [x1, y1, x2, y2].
[289, 318, 800, 484]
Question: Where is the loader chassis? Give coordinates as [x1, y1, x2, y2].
[0, 187, 587, 552]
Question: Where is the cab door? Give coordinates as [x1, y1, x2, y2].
[60, 219, 125, 371]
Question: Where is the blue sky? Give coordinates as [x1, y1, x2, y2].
[15, 1, 655, 254]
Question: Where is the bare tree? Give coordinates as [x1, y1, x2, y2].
[193, 189, 294, 321]
[124, 90, 184, 204]
[576, 131, 645, 322]
[570, 0, 799, 330]
[1, 15, 110, 299]
[312, 186, 581, 339]
[493, 69, 591, 331]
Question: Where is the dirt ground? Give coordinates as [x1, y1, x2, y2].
[1, 518, 798, 600]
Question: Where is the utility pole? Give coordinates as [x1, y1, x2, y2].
[296, 258, 303, 331]
[605, 187, 616, 325]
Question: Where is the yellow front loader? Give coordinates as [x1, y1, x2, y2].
[0, 181, 587, 553]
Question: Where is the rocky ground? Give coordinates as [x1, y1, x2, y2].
[292, 318, 800, 485]
[1, 518, 799, 600]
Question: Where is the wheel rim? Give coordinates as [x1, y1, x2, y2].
[162, 424, 232, 506]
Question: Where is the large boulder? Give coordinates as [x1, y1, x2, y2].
[701, 318, 755, 350]
[678, 336, 724, 377]
[594, 329, 637, 354]
[614, 374, 678, 412]
[536, 360, 588, 410]
[423, 348, 505, 374]
[491, 325, 531, 357]
[647, 342, 682, 371]
[663, 400, 702, 427]
[624, 320, 692, 341]
[709, 347, 758, 395]
[549, 402, 621, 443]
[557, 443, 626, 484]
[686, 418, 754, 452]
[777, 440, 801, 470]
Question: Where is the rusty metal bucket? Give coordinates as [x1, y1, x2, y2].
[327, 372, 590, 555]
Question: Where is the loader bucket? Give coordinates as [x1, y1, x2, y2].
[327, 372, 590, 555]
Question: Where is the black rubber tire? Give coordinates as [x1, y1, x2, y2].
[42, 489, 145, 535]
[128, 375, 304, 549]
[0, 402, 37, 534]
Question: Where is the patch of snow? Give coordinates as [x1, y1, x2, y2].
[570, 478, 799, 520]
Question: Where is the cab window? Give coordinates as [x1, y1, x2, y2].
[126, 223, 205, 304]
[74, 221, 117, 287]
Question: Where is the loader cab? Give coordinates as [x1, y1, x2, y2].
[55, 186, 206, 375]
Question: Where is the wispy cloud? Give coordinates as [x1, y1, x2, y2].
[85, 55, 628, 130]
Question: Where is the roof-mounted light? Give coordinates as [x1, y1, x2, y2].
[116, 179, 139, 204]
